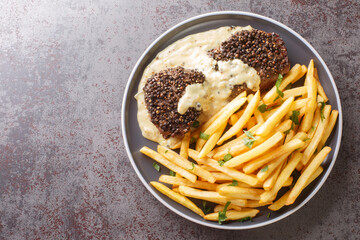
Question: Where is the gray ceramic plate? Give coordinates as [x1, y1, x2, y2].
[122, 11, 342, 230]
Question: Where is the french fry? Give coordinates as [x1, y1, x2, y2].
[268, 190, 290, 211]
[189, 149, 259, 186]
[179, 185, 247, 207]
[158, 146, 216, 183]
[150, 182, 204, 217]
[263, 64, 307, 104]
[296, 161, 304, 171]
[318, 110, 338, 151]
[292, 132, 308, 141]
[159, 175, 218, 191]
[286, 147, 331, 205]
[204, 96, 247, 136]
[283, 176, 293, 187]
[254, 101, 265, 124]
[195, 138, 207, 152]
[246, 117, 257, 130]
[260, 152, 303, 202]
[314, 68, 328, 102]
[211, 172, 233, 182]
[199, 164, 218, 172]
[218, 186, 264, 200]
[269, 166, 323, 211]
[172, 187, 180, 193]
[263, 161, 285, 191]
[212, 123, 263, 160]
[286, 98, 309, 117]
[214, 204, 242, 212]
[198, 122, 227, 158]
[224, 132, 284, 168]
[215, 181, 265, 191]
[180, 132, 191, 159]
[256, 152, 291, 182]
[256, 96, 294, 136]
[200, 91, 247, 132]
[218, 91, 260, 144]
[274, 120, 293, 133]
[204, 209, 259, 222]
[301, 105, 331, 165]
[300, 60, 317, 132]
[282, 86, 308, 99]
[140, 147, 197, 183]
[298, 107, 321, 152]
[243, 139, 305, 174]
[245, 200, 273, 208]
[170, 141, 182, 149]
[229, 114, 239, 125]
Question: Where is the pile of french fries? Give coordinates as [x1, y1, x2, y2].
[140, 60, 339, 224]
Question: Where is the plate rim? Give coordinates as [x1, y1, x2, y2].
[121, 11, 343, 230]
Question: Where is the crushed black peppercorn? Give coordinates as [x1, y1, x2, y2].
[209, 29, 290, 91]
[143, 66, 205, 139]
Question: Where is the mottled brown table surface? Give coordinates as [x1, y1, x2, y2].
[0, 0, 359, 239]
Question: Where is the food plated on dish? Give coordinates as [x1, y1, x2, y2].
[134, 25, 338, 224]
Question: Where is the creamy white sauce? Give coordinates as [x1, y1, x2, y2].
[135, 26, 261, 147]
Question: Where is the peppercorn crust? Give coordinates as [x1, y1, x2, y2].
[143, 67, 205, 139]
[209, 29, 290, 91]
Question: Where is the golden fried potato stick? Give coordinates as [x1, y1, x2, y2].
[210, 172, 233, 182]
[256, 152, 292, 182]
[282, 86, 308, 99]
[179, 185, 247, 207]
[215, 181, 265, 191]
[218, 91, 260, 144]
[314, 68, 328, 102]
[260, 152, 303, 202]
[263, 64, 307, 104]
[201, 91, 247, 132]
[246, 117, 257, 130]
[140, 147, 197, 183]
[150, 182, 204, 217]
[243, 139, 305, 174]
[317, 110, 338, 151]
[286, 147, 331, 205]
[158, 146, 216, 183]
[256, 96, 294, 136]
[204, 209, 259, 222]
[301, 105, 331, 165]
[245, 200, 273, 208]
[263, 161, 285, 191]
[180, 132, 191, 159]
[218, 186, 264, 200]
[211, 123, 263, 160]
[229, 113, 239, 126]
[214, 204, 242, 212]
[300, 60, 318, 132]
[189, 149, 258, 186]
[198, 122, 227, 158]
[204, 96, 247, 136]
[224, 132, 284, 168]
[159, 175, 218, 191]
[268, 166, 323, 211]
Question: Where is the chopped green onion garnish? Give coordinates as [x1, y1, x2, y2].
[200, 132, 210, 140]
[228, 180, 238, 186]
[192, 120, 200, 128]
[223, 153, 233, 162]
[153, 162, 160, 172]
[218, 201, 231, 224]
[261, 165, 269, 172]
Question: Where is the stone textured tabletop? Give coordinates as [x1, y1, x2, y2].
[0, 0, 359, 239]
